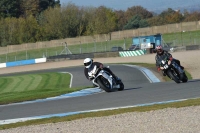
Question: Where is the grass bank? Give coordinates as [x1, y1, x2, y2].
[0, 72, 84, 105]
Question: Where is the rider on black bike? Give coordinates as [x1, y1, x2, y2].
[155, 45, 184, 76]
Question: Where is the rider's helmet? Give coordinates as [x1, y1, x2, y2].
[156, 45, 164, 55]
[84, 58, 93, 68]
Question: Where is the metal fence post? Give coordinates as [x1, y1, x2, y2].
[181, 31, 183, 46]
[79, 41, 82, 53]
[106, 40, 108, 51]
[93, 39, 96, 52]
[6, 53, 7, 62]
[45, 44, 47, 57]
[124, 37, 126, 50]
[26, 44, 27, 60]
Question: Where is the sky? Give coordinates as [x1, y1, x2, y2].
[59, 0, 200, 12]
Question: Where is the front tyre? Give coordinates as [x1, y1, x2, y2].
[181, 73, 188, 83]
[97, 76, 112, 92]
[118, 81, 124, 91]
[167, 70, 180, 83]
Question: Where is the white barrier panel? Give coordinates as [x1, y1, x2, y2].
[0, 58, 47, 69]
[0, 63, 6, 68]
[119, 50, 145, 57]
[35, 58, 47, 63]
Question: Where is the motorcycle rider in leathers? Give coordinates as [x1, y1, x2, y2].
[83, 58, 120, 82]
[155, 45, 184, 76]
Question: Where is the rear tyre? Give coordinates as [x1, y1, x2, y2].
[167, 70, 180, 83]
[97, 77, 112, 92]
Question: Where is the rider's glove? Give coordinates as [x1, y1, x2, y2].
[157, 67, 161, 71]
[100, 64, 103, 69]
[168, 60, 171, 65]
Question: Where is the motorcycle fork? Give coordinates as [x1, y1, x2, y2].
[92, 79, 100, 87]
[96, 72, 113, 89]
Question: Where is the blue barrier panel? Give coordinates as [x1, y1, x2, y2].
[6, 59, 35, 67]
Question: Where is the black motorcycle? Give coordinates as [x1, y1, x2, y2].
[159, 58, 188, 83]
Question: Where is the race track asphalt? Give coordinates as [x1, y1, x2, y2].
[0, 64, 200, 121]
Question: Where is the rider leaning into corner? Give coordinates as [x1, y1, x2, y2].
[155, 45, 184, 76]
[83, 58, 121, 82]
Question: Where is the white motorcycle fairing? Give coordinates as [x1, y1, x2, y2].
[88, 65, 119, 89]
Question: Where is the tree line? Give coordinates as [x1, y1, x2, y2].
[0, 1, 200, 46]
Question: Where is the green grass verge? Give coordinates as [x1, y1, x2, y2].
[0, 72, 85, 105]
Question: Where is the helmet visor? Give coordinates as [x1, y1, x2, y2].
[84, 61, 91, 67]
[157, 49, 163, 54]
[157, 49, 162, 52]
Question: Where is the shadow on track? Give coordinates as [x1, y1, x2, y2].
[109, 87, 142, 93]
[123, 87, 142, 91]
[188, 79, 200, 83]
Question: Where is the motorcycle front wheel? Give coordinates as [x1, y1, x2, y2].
[167, 70, 180, 83]
[180, 73, 188, 83]
[97, 76, 112, 92]
[118, 81, 124, 91]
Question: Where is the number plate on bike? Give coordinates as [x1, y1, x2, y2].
[164, 64, 168, 69]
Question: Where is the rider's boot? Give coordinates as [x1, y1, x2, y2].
[162, 71, 166, 76]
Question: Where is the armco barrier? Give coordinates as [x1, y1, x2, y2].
[47, 53, 94, 62]
[0, 58, 47, 68]
[47, 52, 118, 62]
[47, 50, 146, 62]
[119, 50, 145, 57]
[94, 52, 119, 58]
